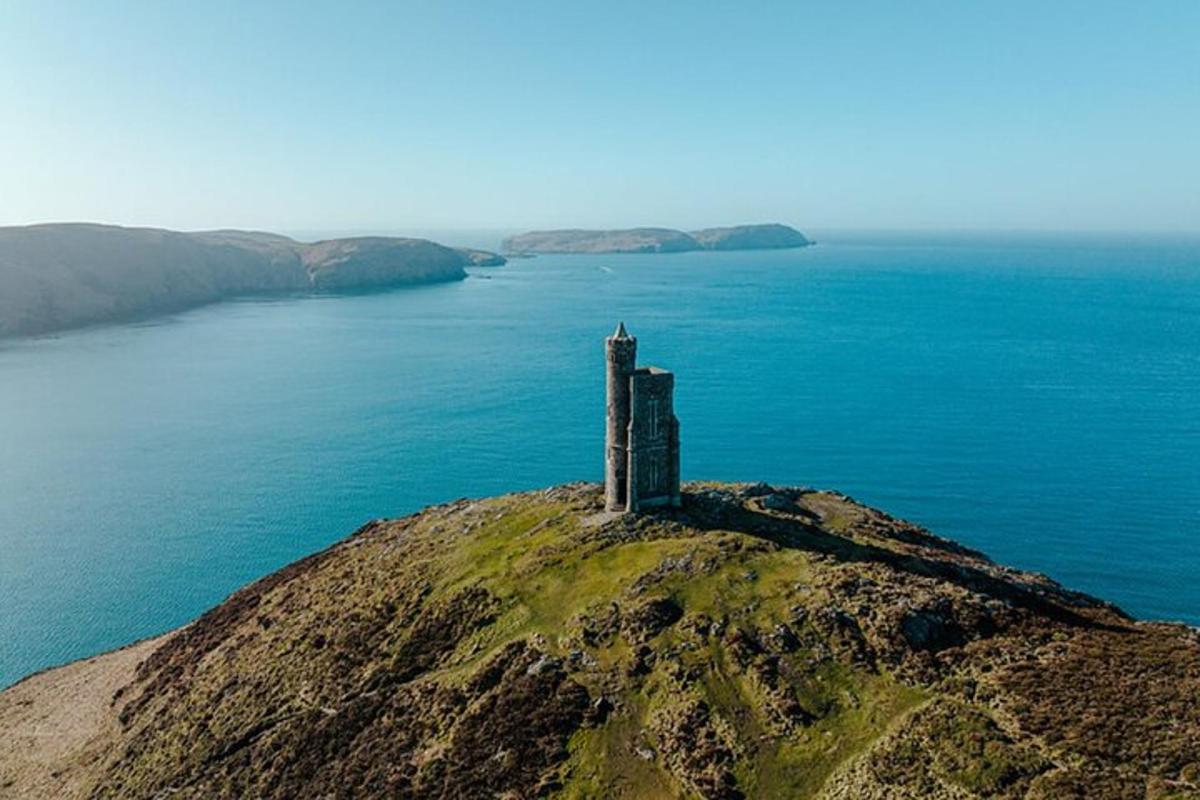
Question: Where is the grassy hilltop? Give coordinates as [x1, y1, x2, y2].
[2, 482, 1198, 799]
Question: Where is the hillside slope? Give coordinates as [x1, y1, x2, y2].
[0, 224, 504, 338]
[1, 482, 1197, 799]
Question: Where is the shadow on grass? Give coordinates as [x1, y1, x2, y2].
[662, 491, 1131, 634]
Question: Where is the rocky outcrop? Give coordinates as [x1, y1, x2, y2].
[0, 223, 505, 338]
[1, 482, 1196, 799]
[502, 223, 812, 255]
[454, 247, 508, 267]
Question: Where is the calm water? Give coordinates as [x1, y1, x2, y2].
[2, 233, 1199, 687]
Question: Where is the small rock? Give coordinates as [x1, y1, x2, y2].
[627, 644, 657, 677]
[761, 493, 795, 511]
[591, 696, 614, 722]
[567, 649, 598, 669]
[771, 623, 800, 652]
[901, 608, 964, 652]
[526, 654, 562, 676]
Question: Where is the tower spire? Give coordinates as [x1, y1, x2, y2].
[605, 323, 637, 511]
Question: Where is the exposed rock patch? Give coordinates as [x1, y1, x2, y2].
[621, 597, 684, 643]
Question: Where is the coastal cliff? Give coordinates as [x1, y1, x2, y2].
[502, 223, 812, 255]
[0, 224, 505, 338]
[1, 482, 1196, 799]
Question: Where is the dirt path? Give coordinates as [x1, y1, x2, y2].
[0, 636, 167, 800]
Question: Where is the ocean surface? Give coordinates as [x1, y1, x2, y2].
[2, 232, 1198, 688]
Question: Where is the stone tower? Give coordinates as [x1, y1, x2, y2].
[605, 323, 681, 512]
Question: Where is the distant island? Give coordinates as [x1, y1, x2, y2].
[502, 222, 813, 255]
[0, 224, 505, 338]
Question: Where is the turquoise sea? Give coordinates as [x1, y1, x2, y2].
[2, 232, 1198, 688]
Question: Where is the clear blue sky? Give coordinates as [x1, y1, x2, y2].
[1, 1, 1196, 232]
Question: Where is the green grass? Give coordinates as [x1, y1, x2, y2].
[421, 499, 934, 799]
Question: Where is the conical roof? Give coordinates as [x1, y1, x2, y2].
[612, 321, 630, 339]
